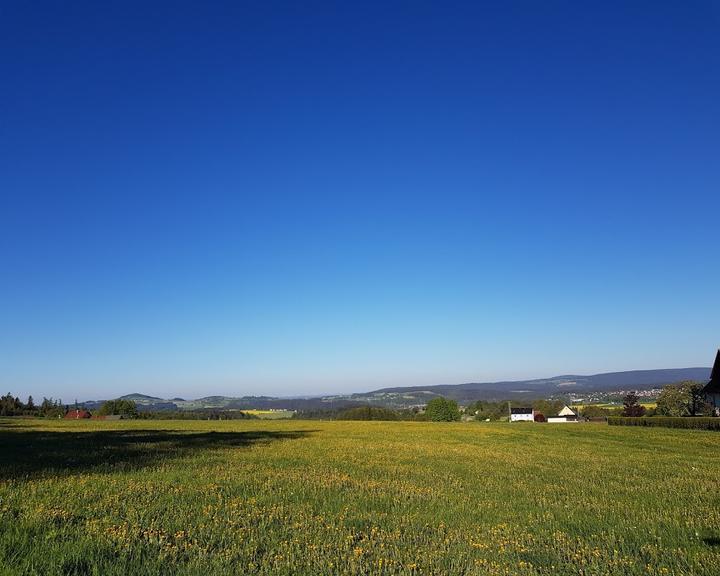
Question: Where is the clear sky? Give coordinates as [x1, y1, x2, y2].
[1, 1, 718, 401]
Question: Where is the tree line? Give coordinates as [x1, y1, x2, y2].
[0, 393, 261, 420]
[0, 394, 140, 418]
[0, 393, 69, 417]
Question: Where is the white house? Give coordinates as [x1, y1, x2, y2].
[510, 407, 534, 422]
[548, 405, 578, 423]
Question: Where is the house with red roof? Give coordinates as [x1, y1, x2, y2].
[64, 409, 91, 419]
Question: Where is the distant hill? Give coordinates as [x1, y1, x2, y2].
[346, 367, 711, 406]
[119, 393, 165, 402]
[81, 367, 711, 411]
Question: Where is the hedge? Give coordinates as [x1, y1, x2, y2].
[607, 416, 720, 431]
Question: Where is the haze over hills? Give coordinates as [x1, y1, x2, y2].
[81, 367, 711, 411]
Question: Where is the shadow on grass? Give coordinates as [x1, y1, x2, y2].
[703, 536, 720, 547]
[0, 426, 316, 480]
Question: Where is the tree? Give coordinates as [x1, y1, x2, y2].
[656, 384, 688, 416]
[684, 381, 708, 416]
[39, 397, 64, 418]
[656, 381, 709, 416]
[622, 393, 646, 417]
[424, 397, 461, 422]
[0, 393, 22, 416]
[26, 396, 35, 411]
[532, 399, 565, 418]
[98, 399, 138, 418]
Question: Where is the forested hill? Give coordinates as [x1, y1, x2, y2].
[353, 367, 711, 405]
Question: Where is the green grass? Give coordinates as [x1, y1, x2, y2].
[1, 419, 719, 575]
[241, 409, 295, 419]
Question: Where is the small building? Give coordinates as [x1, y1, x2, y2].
[558, 405, 577, 418]
[64, 409, 91, 419]
[547, 405, 579, 423]
[510, 407, 534, 422]
[702, 349, 720, 415]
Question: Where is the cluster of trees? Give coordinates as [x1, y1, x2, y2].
[619, 381, 709, 418]
[335, 406, 401, 421]
[581, 404, 621, 418]
[655, 381, 707, 416]
[0, 393, 147, 419]
[0, 393, 68, 417]
[464, 400, 509, 421]
[95, 400, 262, 419]
[531, 400, 567, 418]
[98, 399, 139, 417]
[294, 406, 425, 421]
[296, 398, 460, 422]
[425, 397, 461, 421]
[1, 393, 30, 416]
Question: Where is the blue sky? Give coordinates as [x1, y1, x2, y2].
[1, 1, 719, 401]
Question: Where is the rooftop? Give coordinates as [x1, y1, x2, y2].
[510, 407, 533, 414]
[703, 349, 720, 394]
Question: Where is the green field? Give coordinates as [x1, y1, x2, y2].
[1, 419, 719, 575]
[241, 409, 295, 420]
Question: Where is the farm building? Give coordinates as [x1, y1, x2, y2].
[702, 349, 720, 416]
[548, 405, 578, 423]
[64, 409, 91, 419]
[510, 407, 534, 422]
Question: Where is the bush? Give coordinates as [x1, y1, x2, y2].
[424, 397, 461, 422]
[534, 412, 546, 422]
[608, 417, 720, 431]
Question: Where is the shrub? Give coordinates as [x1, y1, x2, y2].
[534, 413, 546, 422]
[608, 417, 720, 431]
[424, 397, 461, 422]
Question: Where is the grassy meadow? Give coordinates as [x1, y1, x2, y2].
[1, 419, 719, 575]
[241, 410, 295, 420]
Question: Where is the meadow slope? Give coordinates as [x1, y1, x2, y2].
[1, 419, 718, 575]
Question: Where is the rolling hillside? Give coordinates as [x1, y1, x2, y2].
[81, 367, 711, 411]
